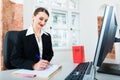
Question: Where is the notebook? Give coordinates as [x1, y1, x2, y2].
[12, 64, 62, 80]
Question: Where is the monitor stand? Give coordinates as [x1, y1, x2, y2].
[97, 63, 120, 75]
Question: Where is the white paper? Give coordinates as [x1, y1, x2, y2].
[12, 64, 61, 78]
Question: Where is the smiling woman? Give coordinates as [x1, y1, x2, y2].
[10, 7, 54, 71]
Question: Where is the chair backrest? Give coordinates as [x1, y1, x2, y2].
[3, 31, 20, 69]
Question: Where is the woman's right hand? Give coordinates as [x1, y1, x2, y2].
[32, 60, 50, 70]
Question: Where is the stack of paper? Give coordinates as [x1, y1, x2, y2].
[12, 64, 62, 80]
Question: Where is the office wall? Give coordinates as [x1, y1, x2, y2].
[0, 0, 3, 71]
[79, 0, 98, 61]
[23, 0, 35, 29]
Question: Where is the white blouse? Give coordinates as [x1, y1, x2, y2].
[26, 26, 45, 58]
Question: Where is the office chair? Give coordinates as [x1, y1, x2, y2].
[3, 31, 20, 69]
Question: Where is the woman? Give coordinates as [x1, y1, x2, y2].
[10, 7, 54, 70]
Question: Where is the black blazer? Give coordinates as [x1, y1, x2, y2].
[10, 29, 54, 70]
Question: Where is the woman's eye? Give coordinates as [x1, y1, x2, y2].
[39, 18, 43, 21]
[45, 20, 48, 22]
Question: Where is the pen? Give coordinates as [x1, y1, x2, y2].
[35, 54, 41, 60]
[20, 73, 36, 78]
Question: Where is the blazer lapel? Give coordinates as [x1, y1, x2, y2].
[26, 34, 40, 55]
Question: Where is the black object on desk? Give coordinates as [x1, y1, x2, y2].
[65, 62, 93, 80]
[97, 63, 120, 76]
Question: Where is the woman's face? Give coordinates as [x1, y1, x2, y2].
[32, 12, 49, 28]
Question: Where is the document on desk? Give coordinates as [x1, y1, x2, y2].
[12, 64, 62, 80]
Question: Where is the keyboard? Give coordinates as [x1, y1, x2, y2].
[65, 62, 93, 80]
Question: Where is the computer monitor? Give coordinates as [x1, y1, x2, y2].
[93, 5, 120, 75]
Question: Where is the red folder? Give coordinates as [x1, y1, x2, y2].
[72, 46, 85, 63]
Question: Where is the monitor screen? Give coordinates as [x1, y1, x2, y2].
[93, 5, 120, 75]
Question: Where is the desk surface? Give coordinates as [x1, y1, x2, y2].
[1, 52, 120, 80]
[0, 62, 120, 80]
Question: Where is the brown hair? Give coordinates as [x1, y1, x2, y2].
[33, 7, 49, 17]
